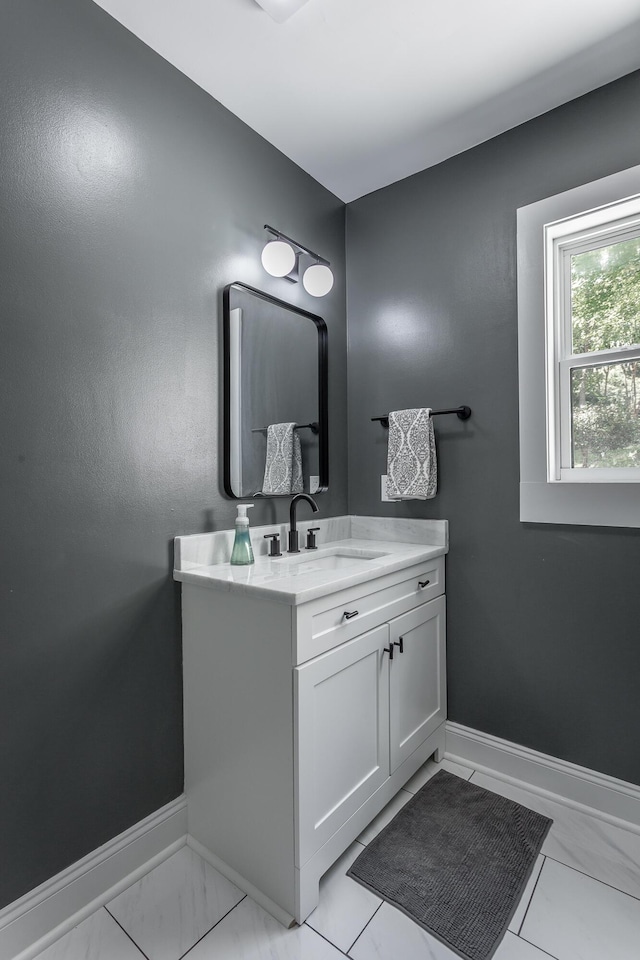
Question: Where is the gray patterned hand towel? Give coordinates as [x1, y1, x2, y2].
[386, 408, 437, 500]
[262, 423, 304, 495]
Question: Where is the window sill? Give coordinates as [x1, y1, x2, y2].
[520, 481, 640, 527]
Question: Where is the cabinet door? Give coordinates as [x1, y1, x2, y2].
[294, 623, 390, 866]
[389, 596, 446, 774]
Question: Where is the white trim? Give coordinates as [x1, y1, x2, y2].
[545, 194, 640, 245]
[445, 722, 640, 834]
[186, 837, 295, 929]
[559, 466, 640, 483]
[549, 212, 640, 481]
[1, 796, 187, 960]
[517, 162, 640, 526]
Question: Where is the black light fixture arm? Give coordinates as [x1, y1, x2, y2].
[372, 405, 471, 427]
[264, 224, 330, 266]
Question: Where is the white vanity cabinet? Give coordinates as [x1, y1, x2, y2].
[295, 623, 391, 866]
[295, 595, 445, 866]
[178, 525, 447, 928]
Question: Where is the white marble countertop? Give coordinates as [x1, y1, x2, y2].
[174, 516, 447, 606]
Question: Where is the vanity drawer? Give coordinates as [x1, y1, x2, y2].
[294, 557, 444, 664]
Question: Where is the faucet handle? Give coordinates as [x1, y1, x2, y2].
[305, 527, 321, 550]
[264, 533, 282, 558]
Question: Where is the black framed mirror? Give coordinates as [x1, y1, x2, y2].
[223, 282, 328, 499]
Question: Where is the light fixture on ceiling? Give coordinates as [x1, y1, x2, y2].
[261, 225, 334, 297]
[252, 0, 312, 24]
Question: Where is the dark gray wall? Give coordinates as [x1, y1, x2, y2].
[347, 70, 640, 786]
[0, 0, 347, 907]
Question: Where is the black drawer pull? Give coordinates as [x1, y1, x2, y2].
[343, 610, 359, 620]
[418, 579, 431, 589]
[383, 645, 394, 660]
[393, 637, 404, 654]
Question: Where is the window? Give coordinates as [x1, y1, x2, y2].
[545, 203, 640, 483]
[518, 164, 640, 527]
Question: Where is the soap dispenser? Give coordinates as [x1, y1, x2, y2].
[230, 504, 255, 565]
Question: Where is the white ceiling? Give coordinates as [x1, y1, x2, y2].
[93, 0, 640, 202]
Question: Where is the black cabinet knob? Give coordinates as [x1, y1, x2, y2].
[343, 610, 359, 620]
[418, 579, 431, 589]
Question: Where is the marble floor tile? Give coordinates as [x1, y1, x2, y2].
[349, 902, 457, 960]
[186, 895, 345, 960]
[106, 845, 244, 960]
[521, 856, 640, 960]
[306, 841, 381, 952]
[493, 932, 557, 960]
[34, 908, 144, 960]
[357, 789, 413, 845]
[349, 902, 552, 960]
[31, 763, 640, 960]
[403, 758, 474, 794]
[508, 854, 545, 934]
[470, 771, 640, 901]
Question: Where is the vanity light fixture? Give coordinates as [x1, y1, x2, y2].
[252, 0, 312, 24]
[302, 262, 334, 297]
[261, 238, 296, 277]
[261, 225, 334, 297]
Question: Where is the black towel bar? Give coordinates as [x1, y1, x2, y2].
[372, 406, 471, 427]
[252, 422, 319, 434]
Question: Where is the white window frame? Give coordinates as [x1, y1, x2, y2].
[518, 163, 640, 527]
[545, 203, 640, 483]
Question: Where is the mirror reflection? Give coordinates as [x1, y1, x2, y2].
[223, 282, 328, 499]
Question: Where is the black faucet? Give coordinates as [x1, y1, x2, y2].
[288, 494, 319, 553]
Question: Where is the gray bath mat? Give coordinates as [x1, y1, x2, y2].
[347, 770, 552, 960]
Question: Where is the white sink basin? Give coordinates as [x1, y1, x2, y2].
[278, 547, 389, 574]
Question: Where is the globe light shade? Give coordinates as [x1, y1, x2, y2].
[261, 239, 296, 277]
[303, 263, 334, 297]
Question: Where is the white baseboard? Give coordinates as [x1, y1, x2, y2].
[0, 796, 187, 960]
[446, 721, 640, 834]
[6, 729, 640, 960]
[186, 837, 295, 929]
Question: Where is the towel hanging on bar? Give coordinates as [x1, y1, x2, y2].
[386, 408, 437, 500]
[373, 405, 471, 426]
[262, 423, 304, 495]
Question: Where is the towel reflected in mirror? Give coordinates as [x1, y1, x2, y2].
[262, 423, 304, 495]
